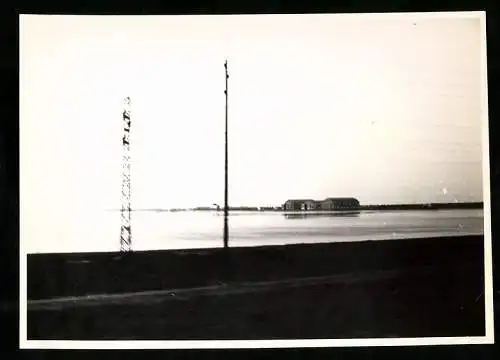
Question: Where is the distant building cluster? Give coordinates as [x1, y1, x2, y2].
[283, 198, 360, 211]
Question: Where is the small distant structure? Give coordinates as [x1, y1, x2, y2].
[283, 197, 360, 211]
[259, 206, 277, 211]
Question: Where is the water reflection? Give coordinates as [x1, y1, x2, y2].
[284, 211, 361, 219]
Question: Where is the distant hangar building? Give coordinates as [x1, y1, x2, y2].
[320, 197, 360, 210]
[283, 197, 360, 211]
[283, 199, 318, 211]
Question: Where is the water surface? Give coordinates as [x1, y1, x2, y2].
[25, 209, 484, 253]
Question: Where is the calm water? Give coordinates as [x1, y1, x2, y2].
[26, 209, 484, 254]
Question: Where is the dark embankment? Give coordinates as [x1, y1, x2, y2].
[27, 235, 485, 339]
[28, 235, 484, 300]
[359, 202, 483, 211]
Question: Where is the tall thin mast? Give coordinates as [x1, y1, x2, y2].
[120, 96, 132, 252]
[223, 60, 229, 249]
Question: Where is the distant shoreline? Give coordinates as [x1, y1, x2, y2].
[110, 202, 484, 212]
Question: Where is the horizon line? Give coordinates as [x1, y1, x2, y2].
[104, 201, 484, 211]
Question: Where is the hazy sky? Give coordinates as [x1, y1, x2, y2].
[20, 13, 487, 214]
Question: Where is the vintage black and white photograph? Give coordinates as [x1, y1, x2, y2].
[20, 12, 493, 348]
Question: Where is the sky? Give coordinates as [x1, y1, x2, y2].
[20, 13, 487, 215]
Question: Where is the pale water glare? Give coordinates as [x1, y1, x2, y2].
[26, 209, 484, 253]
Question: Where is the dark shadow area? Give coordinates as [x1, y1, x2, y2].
[27, 235, 485, 340]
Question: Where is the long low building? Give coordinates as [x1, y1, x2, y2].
[283, 198, 360, 211]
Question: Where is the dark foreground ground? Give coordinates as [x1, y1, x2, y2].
[27, 235, 485, 340]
